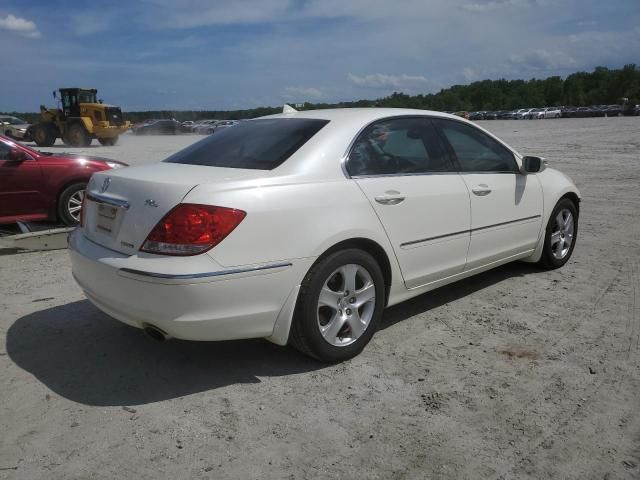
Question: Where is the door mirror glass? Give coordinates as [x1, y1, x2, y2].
[522, 156, 545, 173]
[7, 148, 27, 162]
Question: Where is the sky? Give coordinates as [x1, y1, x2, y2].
[1, 0, 639, 112]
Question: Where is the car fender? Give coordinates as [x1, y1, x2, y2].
[522, 167, 581, 263]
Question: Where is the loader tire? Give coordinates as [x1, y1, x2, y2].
[98, 136, 118, 146]
[31, 124, 57, 147]
[67, 123, 91, 147]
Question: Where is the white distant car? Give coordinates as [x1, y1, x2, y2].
[541, 107, 562, 119]
[193, 120, 219, 134]
[513, 108, 531, 119]
[0, 115, 31, 140]
[69, 108, 580, 362]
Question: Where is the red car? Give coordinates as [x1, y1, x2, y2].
[0, 135, 127, 226]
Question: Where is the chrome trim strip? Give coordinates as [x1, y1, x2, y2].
[401, 229, 470, 247]
[473, 214, 541, 232]
[86, 192, 130, 210]
[399, 215, 542, 248]
[119, 262, 292, 280]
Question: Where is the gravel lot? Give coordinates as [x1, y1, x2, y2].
[1, 118, 639, 479]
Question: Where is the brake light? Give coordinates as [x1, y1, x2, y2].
[140, 204, 246, 256]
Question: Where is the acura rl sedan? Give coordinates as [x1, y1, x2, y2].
[69, 108, 580, 362]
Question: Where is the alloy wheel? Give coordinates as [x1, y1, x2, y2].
[550, 208, 574, 260]
[67, 189, 85, 223]
[316, 264, 376, 347]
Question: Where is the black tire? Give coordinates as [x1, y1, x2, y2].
[538, 198, 578, 269]
[31, 123, 57, 147]
[98, 136, 118, 146]
[289, 249, 385, 362]
[66, 123, 91, 147]
[58, 182, 87, 226]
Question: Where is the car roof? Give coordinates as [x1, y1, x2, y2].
[263, 107, 458, 124]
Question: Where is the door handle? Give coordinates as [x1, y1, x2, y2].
[374, 191, 406, 205]
[471, 184, 492, 196]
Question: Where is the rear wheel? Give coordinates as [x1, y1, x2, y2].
[289, 249, 385, 362]
[58, 183, 86, 226]
[98, 136, 118, 146]
[31, 123, 57, 147]
[538, 198, 578, 269]
[66, 124, 91, 147]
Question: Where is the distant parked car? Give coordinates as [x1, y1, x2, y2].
[133, 119, 188, 135]
[0, 116, 31, 141]
[541, 107, 562, 119]
[561, 107, 576, 118]
[0, 135, 127, 225]
[193, 120, 219, 134]
[182, 121, 195, 128]
[574, 107, 594, 118]
[603, 105, 623, 117]
[513, 108, 531, 120]
[213, 120, 239, 131]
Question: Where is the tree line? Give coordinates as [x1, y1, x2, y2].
[4, 65, 638, 124]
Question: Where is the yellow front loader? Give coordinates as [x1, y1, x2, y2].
[28, 88, 131, 147]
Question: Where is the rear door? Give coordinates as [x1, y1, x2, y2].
[349, 116, 471, 289]
[433, 118, 543, 270]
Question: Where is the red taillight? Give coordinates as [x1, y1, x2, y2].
[140, 204, 246, 256]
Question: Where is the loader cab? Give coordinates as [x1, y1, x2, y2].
[58, 88, 98, 118]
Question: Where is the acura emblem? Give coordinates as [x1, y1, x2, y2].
[100, 177, 111, 193]
[144, 199, 158, 207]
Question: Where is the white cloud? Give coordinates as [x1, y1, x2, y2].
[0, 13, 41, 38]
[70, 13, 114, 36]
[283, 86, 324, 100]
[462, 67, 479, 81]
[508, 49, 578, 70]
[461, 0, 531, 12]
[348, 73, 429, 89]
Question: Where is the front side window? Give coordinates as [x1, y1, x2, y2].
[165, 118, 329, 170]
[0, 141, 10, 160]
[434, 119, 518, 173]
[347, 117, 452, 176]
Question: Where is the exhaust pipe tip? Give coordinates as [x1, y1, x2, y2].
[143, 324, 168, 342]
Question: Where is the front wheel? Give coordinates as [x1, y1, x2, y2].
[58, 183, 86, 226]
[66, 124, 91, 147]
[289, 249, 385, 362]
[538, 198, 578, 269]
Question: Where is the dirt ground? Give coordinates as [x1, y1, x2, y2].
[1, 118, 639, 479]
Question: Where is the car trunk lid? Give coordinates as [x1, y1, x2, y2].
[83, 163, 264, 255]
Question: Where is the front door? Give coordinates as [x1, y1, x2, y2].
[347, 117, 471, 289]
[433, 119, 543, 270]
[0, 140, 46, 221]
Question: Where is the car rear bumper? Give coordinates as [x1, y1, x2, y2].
[69, 229, 310, 341]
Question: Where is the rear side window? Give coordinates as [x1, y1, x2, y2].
[165, 118, 329, 170]
[434, 119, 518, 173]
[347, 117, 453, 176]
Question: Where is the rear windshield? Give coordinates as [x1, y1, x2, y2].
[165, 118, 329, 170]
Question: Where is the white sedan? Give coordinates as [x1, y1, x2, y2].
[69, 108, 580, 362]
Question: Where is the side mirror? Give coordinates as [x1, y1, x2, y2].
[7, 148, 27, 162]
[522, 156, 545, 173]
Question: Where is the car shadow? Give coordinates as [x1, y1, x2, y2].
[6, 300, 324, 406]
[379, 261, 539, 331]
[6, 262, 540, 406]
